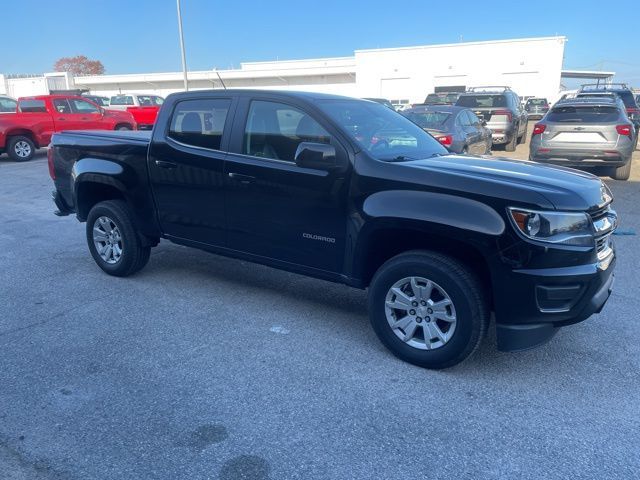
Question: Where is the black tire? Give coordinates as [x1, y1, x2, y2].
[505, 125, 518, 152]
[610, 161, 631, 181]
[461, 146, 468, 154]
[86, 200, 151, 277]
[518, 122, 528, 145]
[368, 250, 489, 369]
[115, 124, 132, 131]
[7, 135, 36, 162]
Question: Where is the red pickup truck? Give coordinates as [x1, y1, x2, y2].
[108, 93, 164, 131]
[0, 95, 137, 161]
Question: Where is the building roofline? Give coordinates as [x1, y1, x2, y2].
[354, 36, 567, 54]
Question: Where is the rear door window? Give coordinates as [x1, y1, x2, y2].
[18, 99, 47, 113]
[546, 106, 620, 123]
[168, 98, 231, 150]
[52, 99, 72, 113]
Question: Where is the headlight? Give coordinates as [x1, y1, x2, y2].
[508, 208, 593, 247]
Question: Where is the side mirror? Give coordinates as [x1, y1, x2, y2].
[294, 142, 337, 170]
[99, 107, 106, 116]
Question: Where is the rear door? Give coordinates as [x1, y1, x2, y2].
[223, 96, 350, 273]
[148, 96, 236, 246]
[459, 110, 482, 153]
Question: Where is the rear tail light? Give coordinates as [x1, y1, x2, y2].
[492, 109, 513, 121]
[47, 147, 55, 180]
[435, 134, 453, 146]
[532, 124, 546, 136]
[616, 124, 633, 137]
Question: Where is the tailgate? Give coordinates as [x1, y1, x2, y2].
[126, 106, 160, 125]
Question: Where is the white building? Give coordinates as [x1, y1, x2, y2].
[3, 36, 585, 103]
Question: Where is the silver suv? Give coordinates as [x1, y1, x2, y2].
[529, 97, 635, 180]
[455, 86, 528, 151]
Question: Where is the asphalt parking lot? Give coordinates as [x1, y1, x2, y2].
[1, 129, 639, 480]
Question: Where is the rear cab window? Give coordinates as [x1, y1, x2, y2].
[137, 95, 164, 107]
[110, 96, 134, 106]
[168, 98, 231, 150]
[456, 95, 507, 108]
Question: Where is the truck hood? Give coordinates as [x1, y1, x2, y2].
[398, 154, 610, 211]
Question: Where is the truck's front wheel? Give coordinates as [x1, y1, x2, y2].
[86, 200, 151, 277]
[368, 251, 489, 369]
[7, 136, 36, 162]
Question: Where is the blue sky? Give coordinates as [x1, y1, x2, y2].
[1, 0, 637, 86]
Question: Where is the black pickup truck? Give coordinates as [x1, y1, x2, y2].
[49, 90, 618, 369]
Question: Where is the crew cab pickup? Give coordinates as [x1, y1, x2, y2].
[49, 90, 618, 369]
[0, 95, 136, 161]
[108, 93, 164, 131]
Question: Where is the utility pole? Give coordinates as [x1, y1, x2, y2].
[176, 0, 189, 91]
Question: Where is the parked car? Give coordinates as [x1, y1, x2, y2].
[49, 89, 617, 369]
[578, 83, 640, 132]
[455, 86, 528, 151]
[529, 97, 634, 180]
[0, 95, 136, 161]
[402, 105, 492, 154]
[423, 93, 461, 106]
[524, 98, 549, 120]
[363, 98, 395, 109]
[0, 95, 17, 113]
[83, 94, 110, 108]
[108, 93, 164, 130]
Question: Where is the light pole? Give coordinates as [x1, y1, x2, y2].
[176, 0, 188, 91]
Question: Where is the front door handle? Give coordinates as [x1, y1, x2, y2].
[228, 172, 256, 184]
[155, 160, 178, 169]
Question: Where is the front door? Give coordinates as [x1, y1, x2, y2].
[148, 97, 235, 246]
[68, 98, 104, 129]
[224, 98, 350, 273]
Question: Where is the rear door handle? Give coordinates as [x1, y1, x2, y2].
[228, 172, 256, 184]
[155, 160, 178, 169]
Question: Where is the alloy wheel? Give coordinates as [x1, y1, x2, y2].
[384, 276, 457, 350]
[92, 216, 123, 264]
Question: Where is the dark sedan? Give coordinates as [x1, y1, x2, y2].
[402, 105, 492, 154]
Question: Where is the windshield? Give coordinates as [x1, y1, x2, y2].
[317, 99, 447, 161]
[456, 95, 507, 108]
[403, 111, 451, 129]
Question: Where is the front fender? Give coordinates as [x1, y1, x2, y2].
[363, 190, 505, 235]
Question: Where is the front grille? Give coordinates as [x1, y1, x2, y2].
[596, 235, 610, 253]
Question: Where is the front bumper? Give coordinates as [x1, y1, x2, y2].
[495, 249, 616, 351]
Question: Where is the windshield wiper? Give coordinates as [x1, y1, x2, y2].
[384, 153, 447, 162]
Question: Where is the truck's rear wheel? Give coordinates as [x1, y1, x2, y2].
[86, 200, 150, 277]
[7, 136, 36, 162]
[368, 251, 488, 369]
